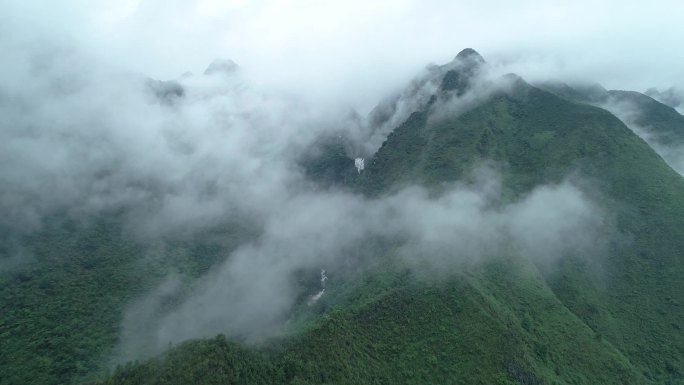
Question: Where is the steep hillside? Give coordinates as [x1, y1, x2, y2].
[539, 81, 684, 174]
[0, 217, 151, 385]
[360, 75, 684, 383]
[646, 87, 683, 110]
[103, 258, 647, 385]
[605, 90, 684, 146]
[538, 81, 684, 147]
[101, 52, 684, 384]
[0, 215, 254, 385]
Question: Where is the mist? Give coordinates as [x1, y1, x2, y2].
[115, 173, 607, 360]
[598, 96, 684, 175]
[0, 37, 612, 363]
[4, 0, 680, 368]
[0, 40, 357, 237]
[3, 1, 684, 113]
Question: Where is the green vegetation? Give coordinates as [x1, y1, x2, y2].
[0, 216, 253, 384]
[300, 136, 359, 189]
[3, 56, 684, 384]
[539, 81, 684, 147]
[100, 77, 684, 384]
[0, 217, 151, 384]
[359, 78, 684, 383]
[102, 336, 280, 385]
[99, 257, 649, 385]
[607, 90, 684, 146]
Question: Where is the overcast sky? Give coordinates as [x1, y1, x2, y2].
[2, 0, 683, 110]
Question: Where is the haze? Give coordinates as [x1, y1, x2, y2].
[1, 0, 678, 364]
[3, 1, 683, 111]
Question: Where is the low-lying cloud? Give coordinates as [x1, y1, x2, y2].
[0, 42, 359, 239]
[598, 96, 684, 175]
[115, 171, 608, 360]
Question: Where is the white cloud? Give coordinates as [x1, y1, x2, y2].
[2, 1, 682, 112]
[115, 175, 607, 360]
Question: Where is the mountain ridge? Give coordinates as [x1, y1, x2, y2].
[100, 50, 684, 384]
[2, 49, 684, 385]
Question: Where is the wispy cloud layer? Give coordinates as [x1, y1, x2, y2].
[2, 1, 683, 111]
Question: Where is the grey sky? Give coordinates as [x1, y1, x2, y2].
[2, 0, 683, 112]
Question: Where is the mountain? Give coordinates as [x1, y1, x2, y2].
[357, 72, 684, 383]
[540, 82, 684, 148]
[0, 214, 255, 384]
[362, 49, 487, 156]
[2, 49, 684, 385]
[646, 87, 683, 110]
[203, 59, 240, 76]
[605, 90, 684, 146]
[539, 81, 684, 174]
[100, 50, 684, 384]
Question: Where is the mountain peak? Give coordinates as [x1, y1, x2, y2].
[204, 59, 239, 76]
[454, 48, 485, 65]
[440, 48, 486, 95]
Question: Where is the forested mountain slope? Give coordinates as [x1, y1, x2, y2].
[100, 51, 684, 385]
